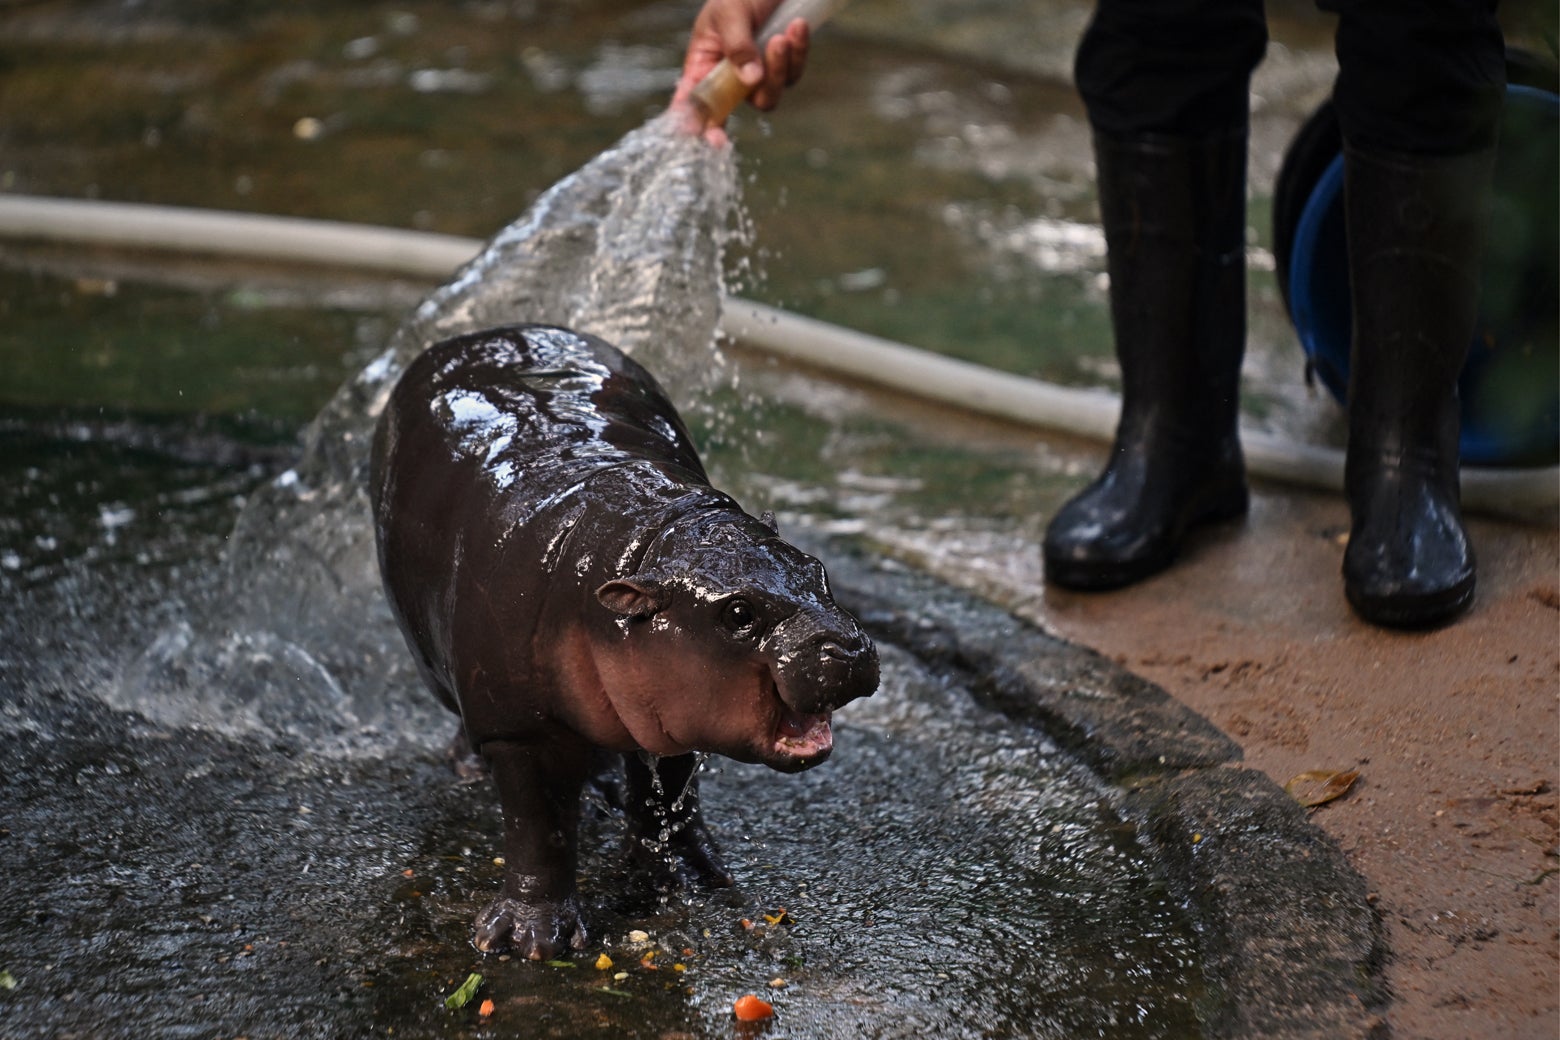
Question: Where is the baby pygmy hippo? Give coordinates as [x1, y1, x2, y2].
[371, 324, 879, 959]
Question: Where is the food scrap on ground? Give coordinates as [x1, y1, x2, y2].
[594, 953, 613, 971]
[477, 999, 495, 1018]
[443, 972, 483, 1010]
[733, 994, 775, 1021]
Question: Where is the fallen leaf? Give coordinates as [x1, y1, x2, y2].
[1499, 780, 1549, 796]
[1285, 769, 1361, 808]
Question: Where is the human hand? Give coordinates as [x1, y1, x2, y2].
[671, 0, 811, 142]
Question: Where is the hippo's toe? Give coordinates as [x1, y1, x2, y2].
[473, 895, 587, 959]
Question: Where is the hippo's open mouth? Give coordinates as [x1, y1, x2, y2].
[772, 701, 833, 763]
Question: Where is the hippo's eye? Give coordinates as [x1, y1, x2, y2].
[721, 598, 758, 636]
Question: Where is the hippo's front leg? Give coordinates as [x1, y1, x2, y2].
[623, 752, 734, 892]
[474, 739, 590, 959]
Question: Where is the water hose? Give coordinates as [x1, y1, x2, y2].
[0, 193, 1553, 522]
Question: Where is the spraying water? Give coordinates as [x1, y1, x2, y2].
[114, 111, 744, 747]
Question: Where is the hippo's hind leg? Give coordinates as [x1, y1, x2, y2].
[622, 752, 734, 892]
[473, 739, 590, 959]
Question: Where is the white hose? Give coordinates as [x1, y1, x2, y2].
[0, 193, 1553, 522]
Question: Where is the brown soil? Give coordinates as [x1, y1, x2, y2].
[759, 358, 1557, 1037]
[1032, 488, 1560, 1040]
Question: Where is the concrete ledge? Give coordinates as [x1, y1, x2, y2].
[815, 542, 1388, 1040]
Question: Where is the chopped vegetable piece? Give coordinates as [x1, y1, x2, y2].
[595, 953, 614, 971]
[477, 999, 495, 1018]
[733, 994, 774, 1021]
[627, 929, 650, 943]
[444, 972, 483, 1010]
[544, 960, 576, 969]
[0, 971, 15, 991]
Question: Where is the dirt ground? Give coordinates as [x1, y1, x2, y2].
[1025, 483, 1559, 1040]
[751, 354, 1558, 1038]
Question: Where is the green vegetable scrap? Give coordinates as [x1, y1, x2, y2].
[443, 972, 484, 1010]
[0, 970, 16, 990]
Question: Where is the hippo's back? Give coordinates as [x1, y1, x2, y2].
[382, 324, 707, 496]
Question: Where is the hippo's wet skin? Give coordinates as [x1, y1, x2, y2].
[371, 324, 879, 959]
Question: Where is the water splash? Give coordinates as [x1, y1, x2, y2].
[112, 112, 746, 749]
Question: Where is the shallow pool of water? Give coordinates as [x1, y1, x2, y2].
[0, 330, 1206, 1034]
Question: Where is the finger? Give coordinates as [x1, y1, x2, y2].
[784, 19, 810, 86]
[749, 34, 790, 110]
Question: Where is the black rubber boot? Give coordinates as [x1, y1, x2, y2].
[1340, 146, 1495, 628]
[1043, 130, 1250, 590]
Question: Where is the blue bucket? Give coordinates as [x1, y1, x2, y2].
[1284, 83, 1559, 467]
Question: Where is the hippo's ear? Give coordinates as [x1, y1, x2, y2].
[758, 510, 779, 535]
[596, 577, 670, 619]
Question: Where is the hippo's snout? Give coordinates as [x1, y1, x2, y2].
[771, 618, 880, 714]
